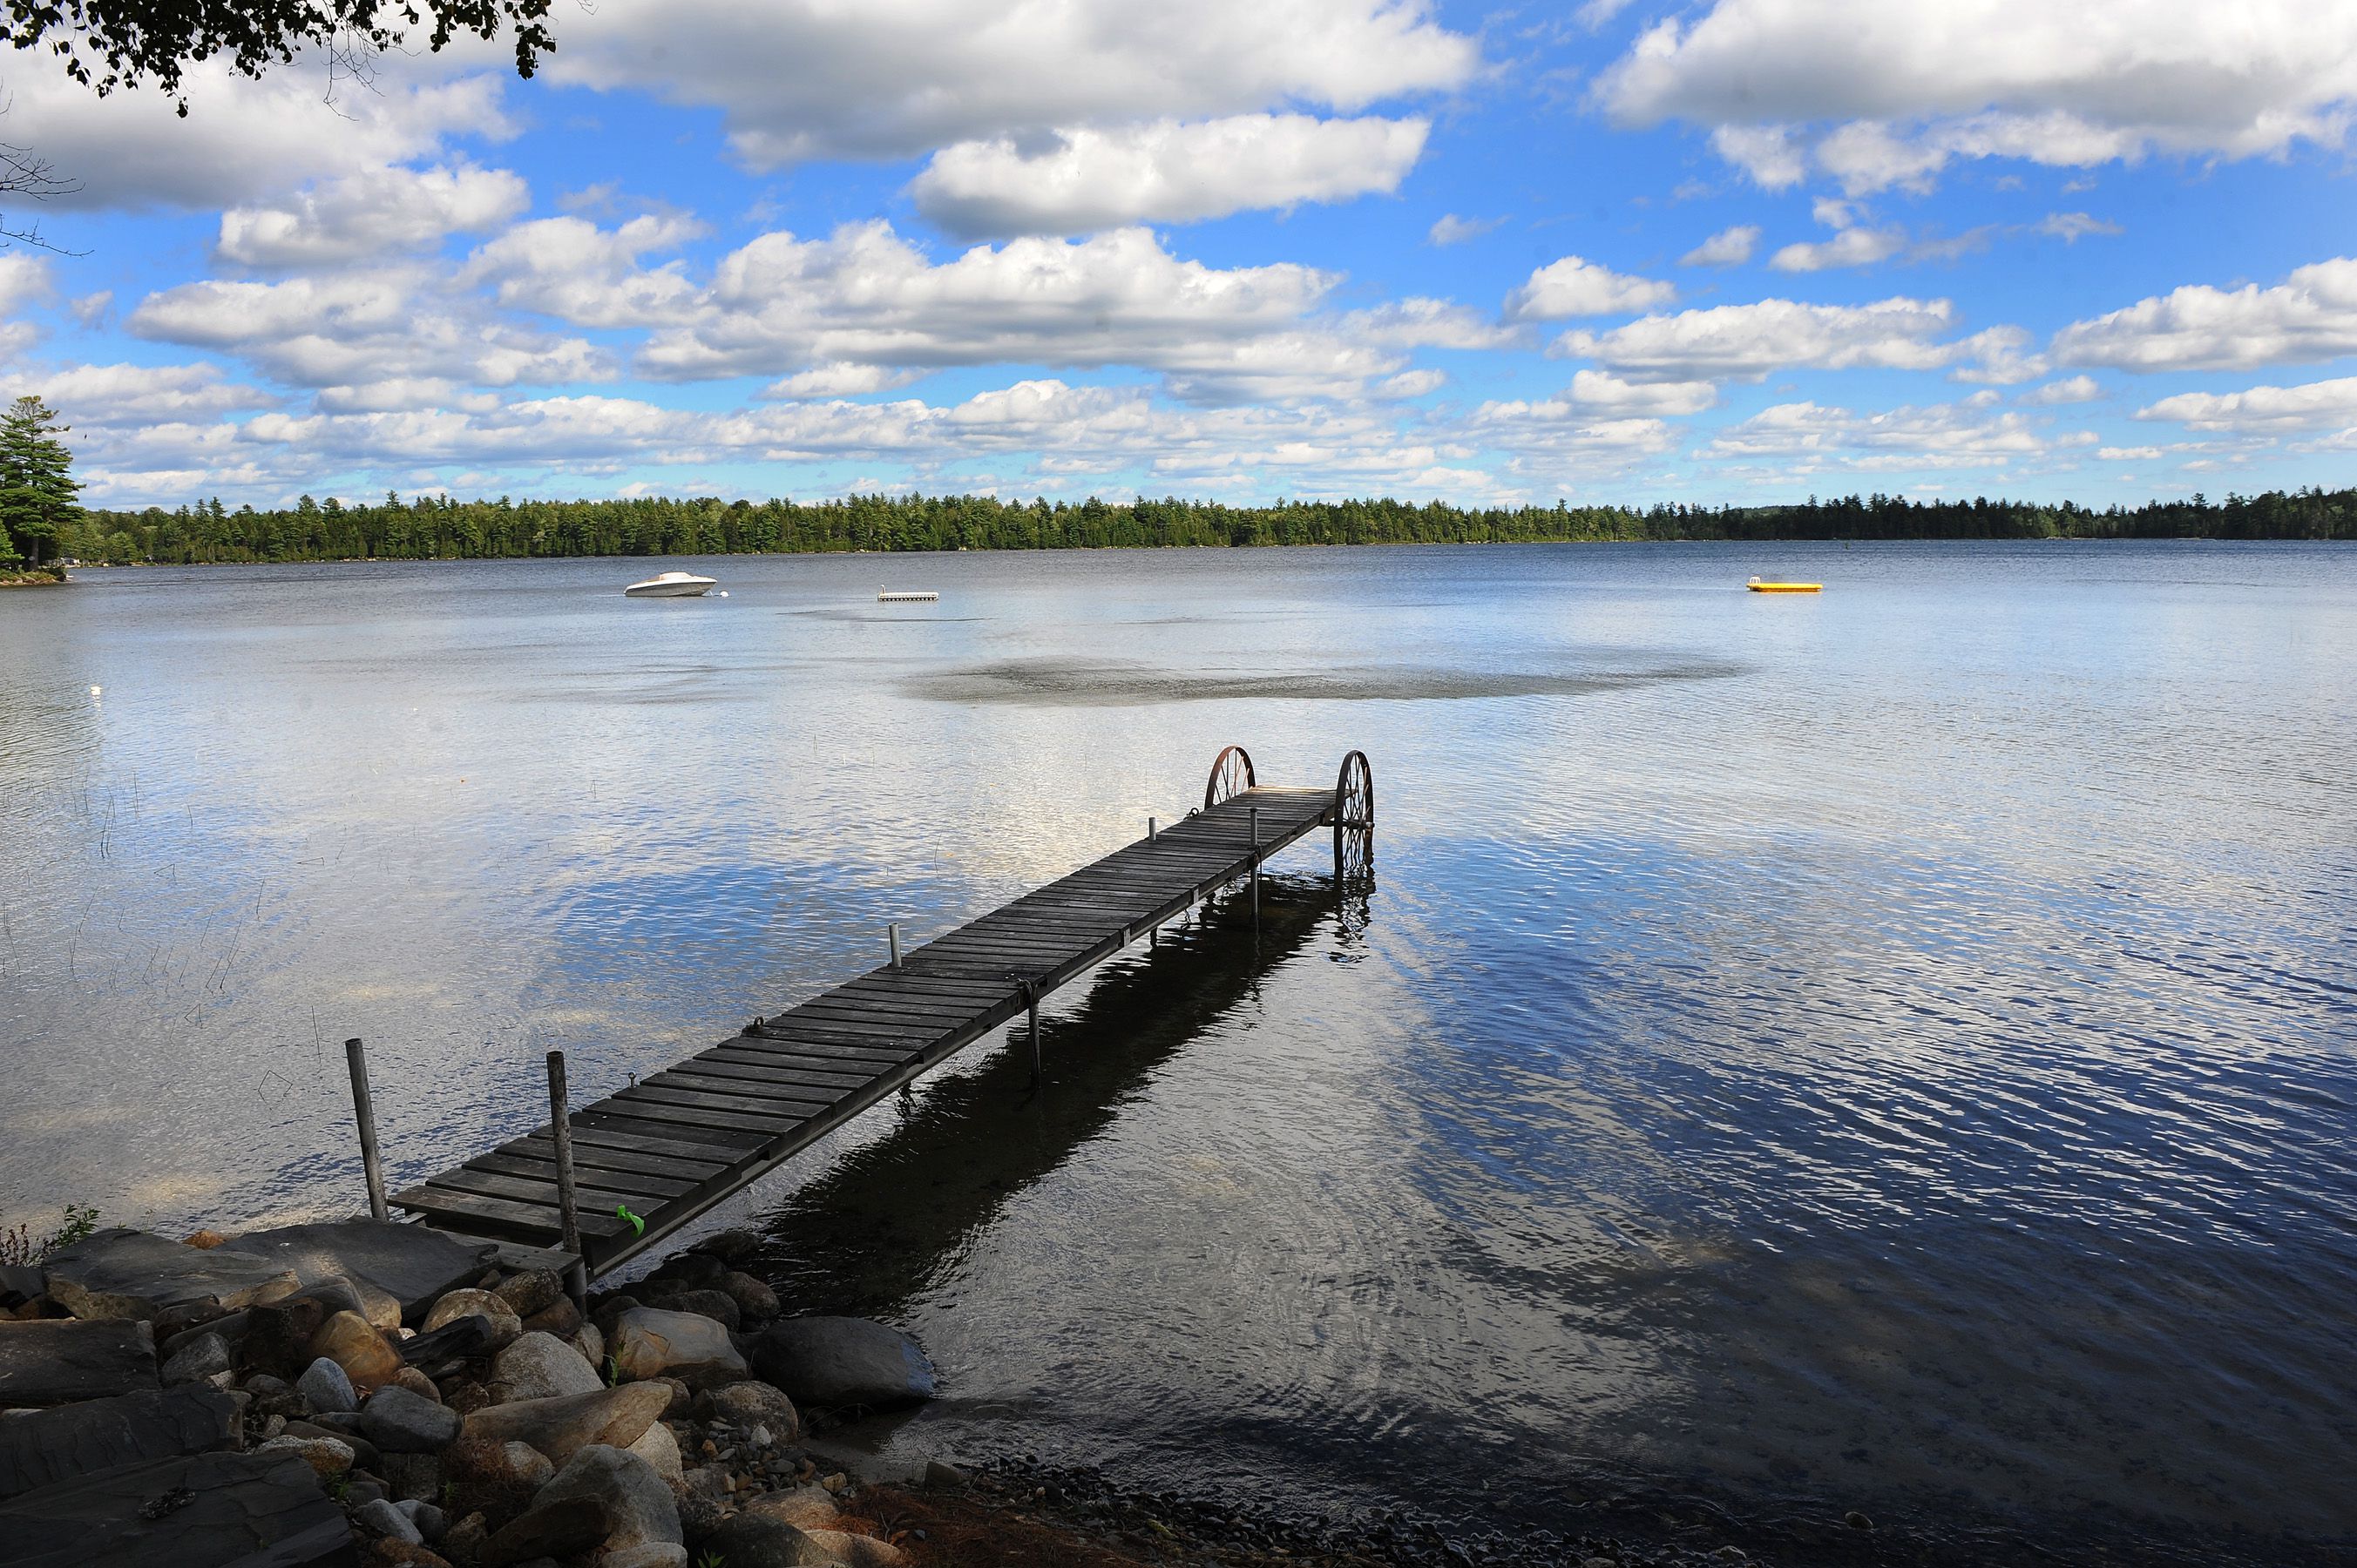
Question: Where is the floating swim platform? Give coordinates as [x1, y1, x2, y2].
[1747, 578, 1822, 593]
[878, 589, 939, 602]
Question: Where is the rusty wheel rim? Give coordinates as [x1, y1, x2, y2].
[1205, 745, 1256, 809]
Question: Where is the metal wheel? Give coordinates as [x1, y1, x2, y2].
[1333, 749, 1374, 877]
[1205, 745, 1256, 808]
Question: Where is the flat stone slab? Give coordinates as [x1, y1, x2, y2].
[41, 1230, 299, 1326]
[0, 1450, 356, 1567]
[0, 1386, 240, 1499]
[0, 1320, 158, 1409]
[219, 1221, 494, 1322]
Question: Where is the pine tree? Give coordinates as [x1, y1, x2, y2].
[0, 395, 80, 568]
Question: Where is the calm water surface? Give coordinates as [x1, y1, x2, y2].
[3, 543, 2352, 1562]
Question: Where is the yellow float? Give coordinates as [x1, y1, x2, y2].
[1747, 577, 1822, 593]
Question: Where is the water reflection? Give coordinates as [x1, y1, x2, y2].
[749, 875, 1338, 1315]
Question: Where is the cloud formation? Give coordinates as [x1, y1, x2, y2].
[909, 115, 1429, 236]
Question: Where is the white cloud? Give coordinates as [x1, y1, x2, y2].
[544, 0, 1479, 167]
[218, 165, 531, 268]
[0, 256, 52, 317]
[462, 214, 710, 329]
[2133, 375, 2357, 432]
[2020, 374, 2102, 404]
[1556, 295, 1997, 382]
[1595, 0, 2357, 194]
[1429, 213, 1505, 246]
[910, 115, 1428, 236]
[1770, 225, 1905, 272]
[1506, 256, 1676, 320]
[2097, 445, 2163, 460]
[762, 364, 927, 401]
[630, 221, 1406, 404]
[1681, 225, 1759, 267]
[1709, 125, 1805, 189]
[1562, 369, 1717, 415]
[2035, 212, 2122, 243]
[9, 62, 516, 212]
[1375, 368, 1447, 398]
[127, 269, 612, 393]
[2052, 256, 2357, 371]
[2, 362, 276, 424]
[1707, 395, 2051, 468]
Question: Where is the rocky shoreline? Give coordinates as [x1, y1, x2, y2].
[0, 1219, 958, 1567]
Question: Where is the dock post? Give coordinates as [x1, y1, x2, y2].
[1025, 982, 1042, 1088]
[1250, 806, 1263, 916]
[889, 923, 903, 970]
[545, 1051, 584, 1297]
[1148, 815, 1157, 840]
[343, 1038, 389, 1222]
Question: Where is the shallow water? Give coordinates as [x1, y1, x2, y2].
[3, 542, 2352, 1561]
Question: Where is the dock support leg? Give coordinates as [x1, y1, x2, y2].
[343, 1037, 389, 1222]
[1250, 807, 1262, 924]
[546, 1051, 584, 1298]
[889, 923, 903, 970]
[1025, 983, 1042, 1088]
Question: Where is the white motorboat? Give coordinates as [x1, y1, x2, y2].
[624, 570, 718, 598]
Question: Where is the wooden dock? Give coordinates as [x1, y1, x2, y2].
[392, 747, 1373, 1276]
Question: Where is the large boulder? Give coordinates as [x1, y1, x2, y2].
[38, 1230, 298, 1328]
[0, 1319, 158, 1408]
[218, 1220, 493, 1325]
[356, 1383, 462, 1453]
[747, 1317, 935, 1409]
[460, 1382, 669, 1468]
[480, 1443, 679, 1566]
[696, 1511, 838, 1567]
[0, 1385, 240, 1500]
[0, 1450, 352, 1567]
[806, 1530, 909, 1567]
[608, 1308, 747, 1389]
[441, 1438, 551, 1528]
[489, 1331, 601, 1402]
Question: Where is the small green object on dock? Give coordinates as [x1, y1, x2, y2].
[617, 1204, 645, 1236]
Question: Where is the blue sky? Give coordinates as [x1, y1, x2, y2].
[3, 0, 2354, 510]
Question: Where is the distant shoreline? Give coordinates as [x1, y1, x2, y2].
[51, 485, 2356, 567]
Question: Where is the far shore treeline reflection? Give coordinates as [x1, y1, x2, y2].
[64, 483, 2354, 564]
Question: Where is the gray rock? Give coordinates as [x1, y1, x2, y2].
[284, 1274, 402, 1332]
[491, 1331, 602, 1402]
[482, 1443, 679, 1565]
[605, 1546, 689, 1568]
[378, 1450, 442, 1504]
[0, 1319, 158, 1408]
[806, 1530, 909, 1567]
[461, 1382, 670, 1467]
[296, 1355, 357, 1413]
[158, 1329, 231, 1387]
[255, 1431, 354, 1479]
[697, 1511, 839, 1567]
[626, 1420, 682, 1483]
[356, 1494, 424, 1544]
[357, 1382, 462, 1453]
[748, 1317, 936, 1409]
[0, 1385, 240, 1500]
[38, 1230, 299, 1328]
[691, 1227, 762, 1265]
[721, 1271, 781, 1321]
[0, 1265, 44, 1310]
[217, 1220, 495, 1323]
[0, 1449, 352, 1567]
[608, 1307, 748, 1389]
[694, 1381, 802, 1441]
[396, 1497, 448, 1541]
[492, 1268, 564, 1320]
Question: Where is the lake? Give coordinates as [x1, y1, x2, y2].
[3, 540, 2351, 1563]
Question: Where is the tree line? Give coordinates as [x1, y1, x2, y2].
[51, 484, 2357, 565]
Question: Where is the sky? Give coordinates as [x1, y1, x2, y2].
[3, 0, 2355, 512]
